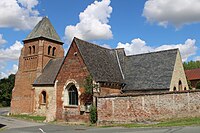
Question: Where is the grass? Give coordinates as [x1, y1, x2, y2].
[9, 114, 46, 122]
[101, 117, 200, 128]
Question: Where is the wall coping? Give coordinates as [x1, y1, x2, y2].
[98, 90, 200, 98]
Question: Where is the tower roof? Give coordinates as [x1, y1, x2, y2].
[24, 17, 63, 43]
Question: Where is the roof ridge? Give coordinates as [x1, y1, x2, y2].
[185, 67, 200, 71]
[74, 37, 113, 51]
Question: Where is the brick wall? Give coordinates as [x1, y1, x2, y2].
[97, 91, 200, 125]
[11, 38, 64, 114]
[56, 41, 90, 122]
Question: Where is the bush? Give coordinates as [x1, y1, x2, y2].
[196, 81, 200, 89]
[90, 105, 97, 124]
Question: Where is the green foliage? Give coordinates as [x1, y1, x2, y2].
[11, 114, 46, 122]
[196, 81, 200, 89]
[183, 60, 200, 70]
[101, 117, 200, 128]
[0, 74, 15, 107]
[90, 105, 97, 124]
[187, 80, 192, 90]
[84, 76, 94, 94]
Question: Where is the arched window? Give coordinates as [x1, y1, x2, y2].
[68, 85, 78, 105]
[52, 47, 56, 56]
[32, 45, 35, 54]
[178, 80, 182, 91]
[41, 91, 46, 104]
[48, 46, 52, 55]
[29, 46, 31, 54]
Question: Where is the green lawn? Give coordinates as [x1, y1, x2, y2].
[10, 114, 46, 122]
[101, 117, 200, 128]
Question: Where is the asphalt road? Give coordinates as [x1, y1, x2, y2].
[1, 107, 200, 133]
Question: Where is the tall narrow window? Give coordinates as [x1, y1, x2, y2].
[173, 87, 176, 91]
[48, 46, 51, 55]
[41, 91, 46, 104]
[178, 80, 182, 91]
[68, 85, 78, 105]
[52, 47, 56, 56]
[29, 46, 31, 54]
[32, 45, 35, 54]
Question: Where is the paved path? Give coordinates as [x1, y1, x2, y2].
[2, 125, 200, 133]
[1, 107, 200, 133]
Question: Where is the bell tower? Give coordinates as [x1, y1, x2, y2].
[11, 17, 64, 114]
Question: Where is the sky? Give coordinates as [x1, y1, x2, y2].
[0, 0, 200, 78]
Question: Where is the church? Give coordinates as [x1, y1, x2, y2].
[11, 17, 189, 122]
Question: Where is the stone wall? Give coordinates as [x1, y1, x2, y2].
[170, 51, 188, 91]
[97, 91, 200, 125]
[33, 85, 56, 122]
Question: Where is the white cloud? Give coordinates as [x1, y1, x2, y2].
[117, 38, 197, 62]
[65, 0, 113, 42]
[0, 41, 23, 60]
[100, 44, 111, 49]
[0, 64, 18, 79]
[195, 56, 200, 61]
[117, 38, 154, 55]
[8, 64, 18, 75]
[0, 34, 7, 45]
[0, 0, 42, 30]
[0, 72, 8, 79]
[143, 0, 200, 28]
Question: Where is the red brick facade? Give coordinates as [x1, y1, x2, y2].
[11, 38, 64, 114]
[56, 41, 91, 122]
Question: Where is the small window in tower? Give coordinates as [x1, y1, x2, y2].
[52, 47, 56, 56]
[41, 91, 46, 104]
[48, 46, 52, 55]
[32, 45, 35, 54]
[29, 46, 31, 55]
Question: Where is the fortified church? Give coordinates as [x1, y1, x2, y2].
[11, 17, 188, 122]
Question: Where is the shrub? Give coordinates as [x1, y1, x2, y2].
[196, 81, 200, 89]
[90, 105, 97, 124]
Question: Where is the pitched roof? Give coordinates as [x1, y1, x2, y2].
[74, 38, 123, 83]
[24, 17, 63, 43]
[123, 49, 178, 91]
[185, 68, 200, 80]
[33, 57, 64, 85]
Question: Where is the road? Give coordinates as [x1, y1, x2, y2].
[1, 108, 200, 133]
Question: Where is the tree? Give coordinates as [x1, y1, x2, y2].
[0, 74, 15, 107]
[183, 60, 200, 70]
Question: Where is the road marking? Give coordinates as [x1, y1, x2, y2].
[39, 128, 46, 133]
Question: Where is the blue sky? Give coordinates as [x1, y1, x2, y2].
[0, 0, 200, 78]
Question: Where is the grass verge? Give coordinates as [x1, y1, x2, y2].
[9, 114, 46, 122]
[101, 117, 200, 128]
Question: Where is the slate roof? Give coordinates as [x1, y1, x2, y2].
[74, 38, 123, 83]
[185, 68, 200, 80]
[123, 49, 178, 91]
[32, 37, 178, 91]
[24, 17, 63, 43]
[33, 57, 64, 85]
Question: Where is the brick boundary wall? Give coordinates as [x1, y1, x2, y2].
[97, 90, 200, 125]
